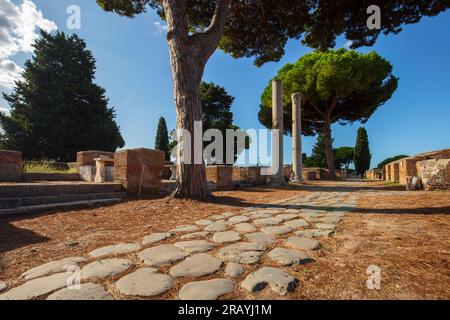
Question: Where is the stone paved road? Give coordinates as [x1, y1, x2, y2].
[0, 190, 359, 300]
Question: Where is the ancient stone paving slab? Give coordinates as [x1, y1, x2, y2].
[228, 215, 250, 224]
[116, 268, 173, 297]
[0, 282, 7, 293]
[295, 229, 334, 238]
[138, 245, 188, 266]
[253, 217, 284, 226]
[81, 258, 132, 280]
[217, 242, 266, 264]
[245, 232, 276, 245]
[169, 224, 200, 233]
[212, 231, 241, 243]
[315, 223, 336, 230]
[47, 283, 113, 300]
[261, 225, 292, 235]
[179, 279, 235, 300]
[234, 223, 257, 233]
[284, 219, 310, 229]
[275, 213, 299, 221]
[174, 240, 215, 253]
[195, 219, 214, 226]
[224, 263, 244, 278]
[180, 231, 211, 240]
[208, 214, 226, 221]
[250, 212, 273, 219]
[89, 243, 141, 258]
[241, 267, 297, 295]
[0, 272, 69, 300]
[285, 237, 320, 250]
[142, 232, 172, 245]
[204, 221, 229, 232]
[169, 253, 222, 278]
[283, 209, 301, 214]
[267, 248, 314, 266]
[20, 257, 87, 280]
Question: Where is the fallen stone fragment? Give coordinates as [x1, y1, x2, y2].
[212, 231, 241, 243]
[245, 232, 276, 245]
[260, 225, 292, 235]
[267, 248, 314, 266]
[179, 279, 235, 300]
[174, 240, 215, 253]
[241, 267, 297, 295]
[234, 223, 257, 233]
[285, 237, 320, 250]
[204, 221, 229, 232]
[284, 219, 310, 229]
[0, 272, 69, 300]
[21, 257, 87, 280]
[180, 231, 211, 240]
[224, 263, 244, 278]
[169, 225, 200, 233]
[195, 219, 214, 226]
[47, 283, 113, 300]
[228, 215, 250, 224]
[138, 245, 188, 266]
[89, 243, 141, 258]
[169, 253, 222, 278]
[81, 258, 132, 280]
[142, 232, 172, 245]
[116, 268, 173, 297]
[253, 217, 284, 226]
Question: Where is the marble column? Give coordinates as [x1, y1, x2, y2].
[270, 79, 285, 185]
[291, 92, 304, 183]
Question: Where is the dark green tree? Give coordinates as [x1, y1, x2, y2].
[0, 31, 124, 162]
[354, 127, 371, 177]
[155, 117, 170, 161]
[334, 147, 354, 170]
[259, 49, 398, 178]
[377, 155, 409, 169]
[97, 0, 447, 199]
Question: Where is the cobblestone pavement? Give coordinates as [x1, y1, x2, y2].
[0, 190, 360, 300]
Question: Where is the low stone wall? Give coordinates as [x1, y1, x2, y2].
[77, 151, 115, 167]
[365, 169, 383, 180]
[206, 165, 234, 190]
[114, 148, 165, 195]
[232, 167, 267, 186]
[21, 173, 81, 182]
[303, 170, 317, 180]
[416, 159, 450, 191]
[0, 150, 22, 182]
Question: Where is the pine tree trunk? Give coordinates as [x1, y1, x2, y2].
[163, 0, 231, 199]
[323, 120, 336, 179]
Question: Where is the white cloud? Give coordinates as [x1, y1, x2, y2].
[344, 40, 354, 50]
[0, 0, 57, 90]
[153, 21, 168, 34]
[0, 59, 23, 89]
[0, 106, 10, 116]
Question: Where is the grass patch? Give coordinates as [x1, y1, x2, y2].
[23, 162, 78, 174]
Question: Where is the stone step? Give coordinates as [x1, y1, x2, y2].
[0, 198, 123, 216]
[0, 192, 127, 209]
[0, 183, 123, 198]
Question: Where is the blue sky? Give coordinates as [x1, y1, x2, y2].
[1, 0, 449, 168]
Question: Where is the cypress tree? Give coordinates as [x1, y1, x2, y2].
[155, 117, 170, 161]
[354, 127, 372, 177]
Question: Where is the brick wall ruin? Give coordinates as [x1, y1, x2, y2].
[416, 159, 450, 191]
[114, 148, 165, 195]
[232, 167, 267, 186]
[0, 150, 22, 182]
[206, 166, 234, 190]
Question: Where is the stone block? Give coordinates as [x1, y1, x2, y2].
[206, 165, 234, 190]
[232, 167, 267, 186]
[114, 148, 165, 195]
[77, 151, 115, 167]
[0, 150, 22, 182]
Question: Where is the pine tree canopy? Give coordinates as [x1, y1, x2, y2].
[0, 31, 125, 162]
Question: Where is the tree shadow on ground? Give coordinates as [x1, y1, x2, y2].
[0, 220, 49, 254]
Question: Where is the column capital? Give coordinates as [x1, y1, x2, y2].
[291, 92, 303, 104]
